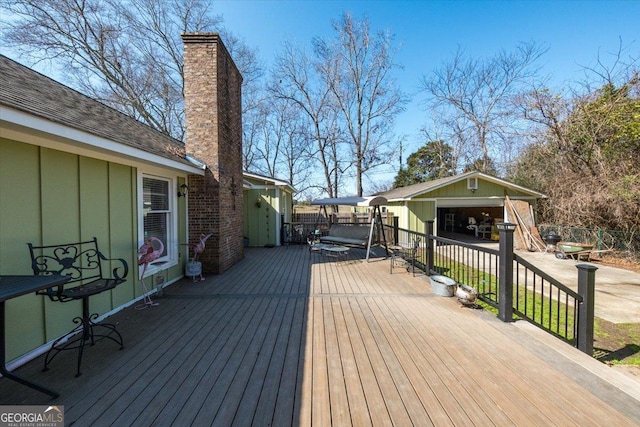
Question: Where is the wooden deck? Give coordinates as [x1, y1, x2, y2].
[1, 245, 639, 426]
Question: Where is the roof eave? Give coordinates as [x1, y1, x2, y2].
[391, 171, 547, 200]
[1, 106, 204, 175]
[243, 171, 296, 193]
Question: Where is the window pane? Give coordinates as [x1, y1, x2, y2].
[142, 176, 169, 258]
[143, 177, 169, 211]
[144, 212, 168, 257]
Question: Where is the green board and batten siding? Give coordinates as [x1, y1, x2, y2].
[243, 188, 278, 247]
[427, 178, 532, 199]
[385, 201, 436, 233]
[1, 140, 45, 359]
[243, 175, 294, 247]
[0, 139, 144, 361]
[407, 200, 436, 233]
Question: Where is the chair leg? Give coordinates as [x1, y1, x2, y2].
[43, 296, 124, 377]
[390, 252, 394, 274]
[43, 323, 82, 373]
[75, 314, 90, 377]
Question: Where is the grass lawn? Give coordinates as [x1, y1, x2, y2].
[593, 318, 640, 365]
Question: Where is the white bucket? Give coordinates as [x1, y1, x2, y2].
[186, 261, 202, 277]
[429, 275, 456, 297]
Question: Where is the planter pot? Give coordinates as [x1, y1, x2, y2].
[456, 283, 478, 306]
[429, 275, 456, 297]
[186, 261, 202, 277]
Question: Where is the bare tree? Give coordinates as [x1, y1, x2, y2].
[0, 0, 261, 140]
[270, 41, 346, 198]
[273, 99, 315, 195]
[315, 13, 407, 196]
[513, 47, 640, 232]
[420, 42, 546, 173]
[418, 112, 468, 173]
[242, 93, 267, 172]
[254, 97, 302, 179]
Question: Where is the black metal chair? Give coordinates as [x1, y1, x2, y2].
[283, 223, 305, 246]
[403, 238, 422, 276]
[28, 237, 128, 376]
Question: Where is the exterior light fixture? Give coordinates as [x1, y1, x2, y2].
[496, 222, 517, 232]
[177, 183, 189, 198]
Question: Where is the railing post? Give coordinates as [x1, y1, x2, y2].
[425, 220, 434, 274]
[576, 264, 597, 355]
[497, 223, 516, 322]
[393, 216, 399, 245]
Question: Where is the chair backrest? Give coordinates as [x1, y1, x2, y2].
[28, 238, 104, 285]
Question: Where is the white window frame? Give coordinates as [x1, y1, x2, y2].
[138, 173, 179, 277]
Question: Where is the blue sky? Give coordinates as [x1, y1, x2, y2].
[216, 0, 639, 172]
[2, 1, 637, 193]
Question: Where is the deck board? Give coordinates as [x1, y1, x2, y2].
[338, 295, 392, 427]
[311, 297, 330, 427]
[128, 298, 248, 426]
[347, 297, 413, 426]
[324, 298, 351, 426]
[1, 245, 638, 426]
[249, 296, 297, 426]
[389, 296, 542, 426]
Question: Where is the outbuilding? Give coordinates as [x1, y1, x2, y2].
[243, 172, 296, 247]
[379, 171, 546, 239]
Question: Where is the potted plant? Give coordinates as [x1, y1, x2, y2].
[183, 233, 212, 282]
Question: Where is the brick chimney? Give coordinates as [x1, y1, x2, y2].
[182, 33, 243, 274]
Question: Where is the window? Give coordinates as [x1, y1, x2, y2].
[142, 176, 171, 260]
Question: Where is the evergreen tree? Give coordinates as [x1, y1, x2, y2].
[393, 140, 455, 187]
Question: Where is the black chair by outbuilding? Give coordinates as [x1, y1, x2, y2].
[404, 237, 422, 276]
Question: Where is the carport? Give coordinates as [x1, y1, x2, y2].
[437, 197, 505, 235]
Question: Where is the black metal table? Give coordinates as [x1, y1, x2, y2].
[0, 275, 70, 398]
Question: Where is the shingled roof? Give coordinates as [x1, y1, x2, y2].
[0, 54, 195, 169]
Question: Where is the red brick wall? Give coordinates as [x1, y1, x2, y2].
[182, 33, 244, 274]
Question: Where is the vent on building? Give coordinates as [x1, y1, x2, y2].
[467, 177, 478, 190]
